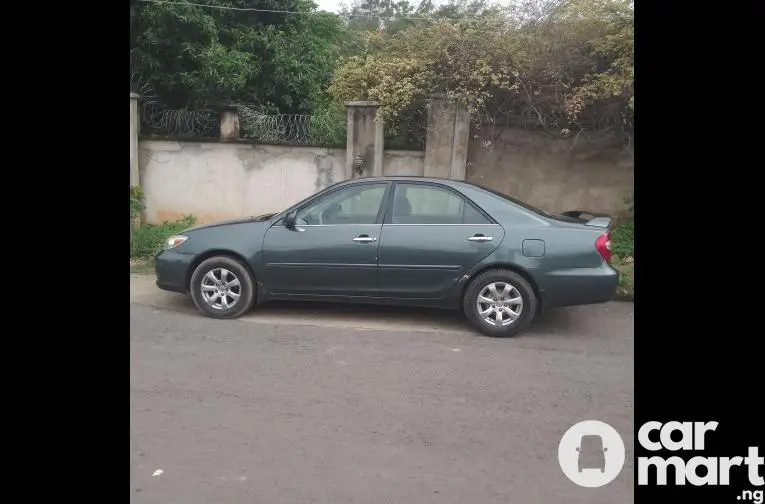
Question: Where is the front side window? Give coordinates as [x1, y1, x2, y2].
[390, 184, 491, 225]
[295, 183, 387, 225]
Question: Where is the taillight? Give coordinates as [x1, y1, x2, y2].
[595, 231, 613, 263]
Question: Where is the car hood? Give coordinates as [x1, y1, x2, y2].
[183, 213, 277, 233]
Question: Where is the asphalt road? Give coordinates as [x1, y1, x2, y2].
[130, 298, 634, 504]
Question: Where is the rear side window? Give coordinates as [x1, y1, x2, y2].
[390, 184, 492, 225]
[468, 183, 554, 218]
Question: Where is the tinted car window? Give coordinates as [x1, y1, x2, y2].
[466, 182, 554, 218]
[296, 183, 387, 225]
[391, 184, 491, 225]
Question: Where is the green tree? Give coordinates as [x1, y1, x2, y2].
[330, 0, 633, 142]
[130, 0, 348, 113]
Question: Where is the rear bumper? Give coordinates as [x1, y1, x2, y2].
[539, 262, 619, 308]
[154, 249, 195, 293]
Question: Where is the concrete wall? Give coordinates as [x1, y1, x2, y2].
[467, 128, 634, 216]
[139, 139, 425, 224]
[382, 150, 425, 176]
[133, 91, 633, 225]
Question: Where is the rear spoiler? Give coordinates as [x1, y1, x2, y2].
[559, 210, 612, 229]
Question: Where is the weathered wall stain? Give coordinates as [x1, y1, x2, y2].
[314, 152, 335, 191]
[139, 129, 632, 226]
[139, 139, 423, 225]
[382, 150, 426, 176]
[467, 128, 633, 216]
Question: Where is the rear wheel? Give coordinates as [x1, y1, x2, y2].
[463, 269, 537, 337]
[189, 256, 255, 319]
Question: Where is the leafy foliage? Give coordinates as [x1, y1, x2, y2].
[131, 0, 633, 147]
[615, 260, 633, 298]
[341, 0, 500, 34]
[611, 218, 634, 258]
[330, 18, 509, 119]
[336, 0, 504, 147]
[131, 216, 198, 259]
[130, 185, 197, 259]
[611, 215, 634, 298]
[130, 0, 348, 114]
[130, 186, 144, 219]
[330, 0, 634, 141]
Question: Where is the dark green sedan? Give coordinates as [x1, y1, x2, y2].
[155, 176, 618, 337]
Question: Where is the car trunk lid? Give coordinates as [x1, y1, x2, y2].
[555, 210, 613, 229]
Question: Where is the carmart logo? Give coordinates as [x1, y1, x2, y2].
[558, 420, 626, 488]
[637, 421, 764, 488]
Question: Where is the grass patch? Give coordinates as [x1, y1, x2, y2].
[611, 218, 634, 258]
[611, 217, 634, 299]
[130, 215, 196, 260]
[614, 258, 634, 299]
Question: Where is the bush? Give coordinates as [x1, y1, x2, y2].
[611, 217, 634, 298]
[611, 218, 634, 258]
[130, 186, 144, 219]
[330, 1, 633, 141]
[130, 215, 196, 259]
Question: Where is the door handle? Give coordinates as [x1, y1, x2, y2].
[353, 235, 377, 243]
[468, 235, 493, 242]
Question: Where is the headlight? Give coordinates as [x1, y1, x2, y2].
[164, 235, 189, 249]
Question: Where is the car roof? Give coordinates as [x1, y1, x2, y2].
[330, 176, 488, 193]
[325, 176, 560, 221]
[333, 176, 466, 185]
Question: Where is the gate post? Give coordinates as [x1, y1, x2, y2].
[344, 101, 384, 179]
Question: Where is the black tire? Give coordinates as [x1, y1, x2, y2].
[463, 269, 537, 337]
[189, 256, 256, 319]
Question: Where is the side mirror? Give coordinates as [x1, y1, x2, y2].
[603, 447, 608, 452]
[575, 447, 580, 452]
[284, 212, 297, 229]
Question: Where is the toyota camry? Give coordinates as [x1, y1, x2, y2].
[154, 176, 618, 337]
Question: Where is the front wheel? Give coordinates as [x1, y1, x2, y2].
[189, 256, 256, 319]
[463, 269, 537, 337]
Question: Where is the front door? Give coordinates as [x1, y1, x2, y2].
[378, 181, 504, 299]
[262, 181, 390, 297]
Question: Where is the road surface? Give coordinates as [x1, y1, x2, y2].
[130, 277, 634, 504]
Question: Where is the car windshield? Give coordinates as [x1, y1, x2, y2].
[466, 183, 555, 218]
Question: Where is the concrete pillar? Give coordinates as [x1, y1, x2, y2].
[130, 93, 141, 187]
[345, 101, 384, 179]
[130, 93, 142, 240]
[451, 105, 471, 180]
[220, 106, 240, 141]
[423, 94, 470, 180]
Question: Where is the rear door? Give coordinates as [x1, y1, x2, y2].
[377, 181, 504, 299]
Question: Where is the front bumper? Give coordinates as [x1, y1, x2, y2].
[154, 249, 195, 293]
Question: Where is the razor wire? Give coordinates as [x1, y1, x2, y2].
[130, 72, 220, 138]
[237, 105, 346, 146]
[129, 73, 345, 142]
[142, 107, 220, 138]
